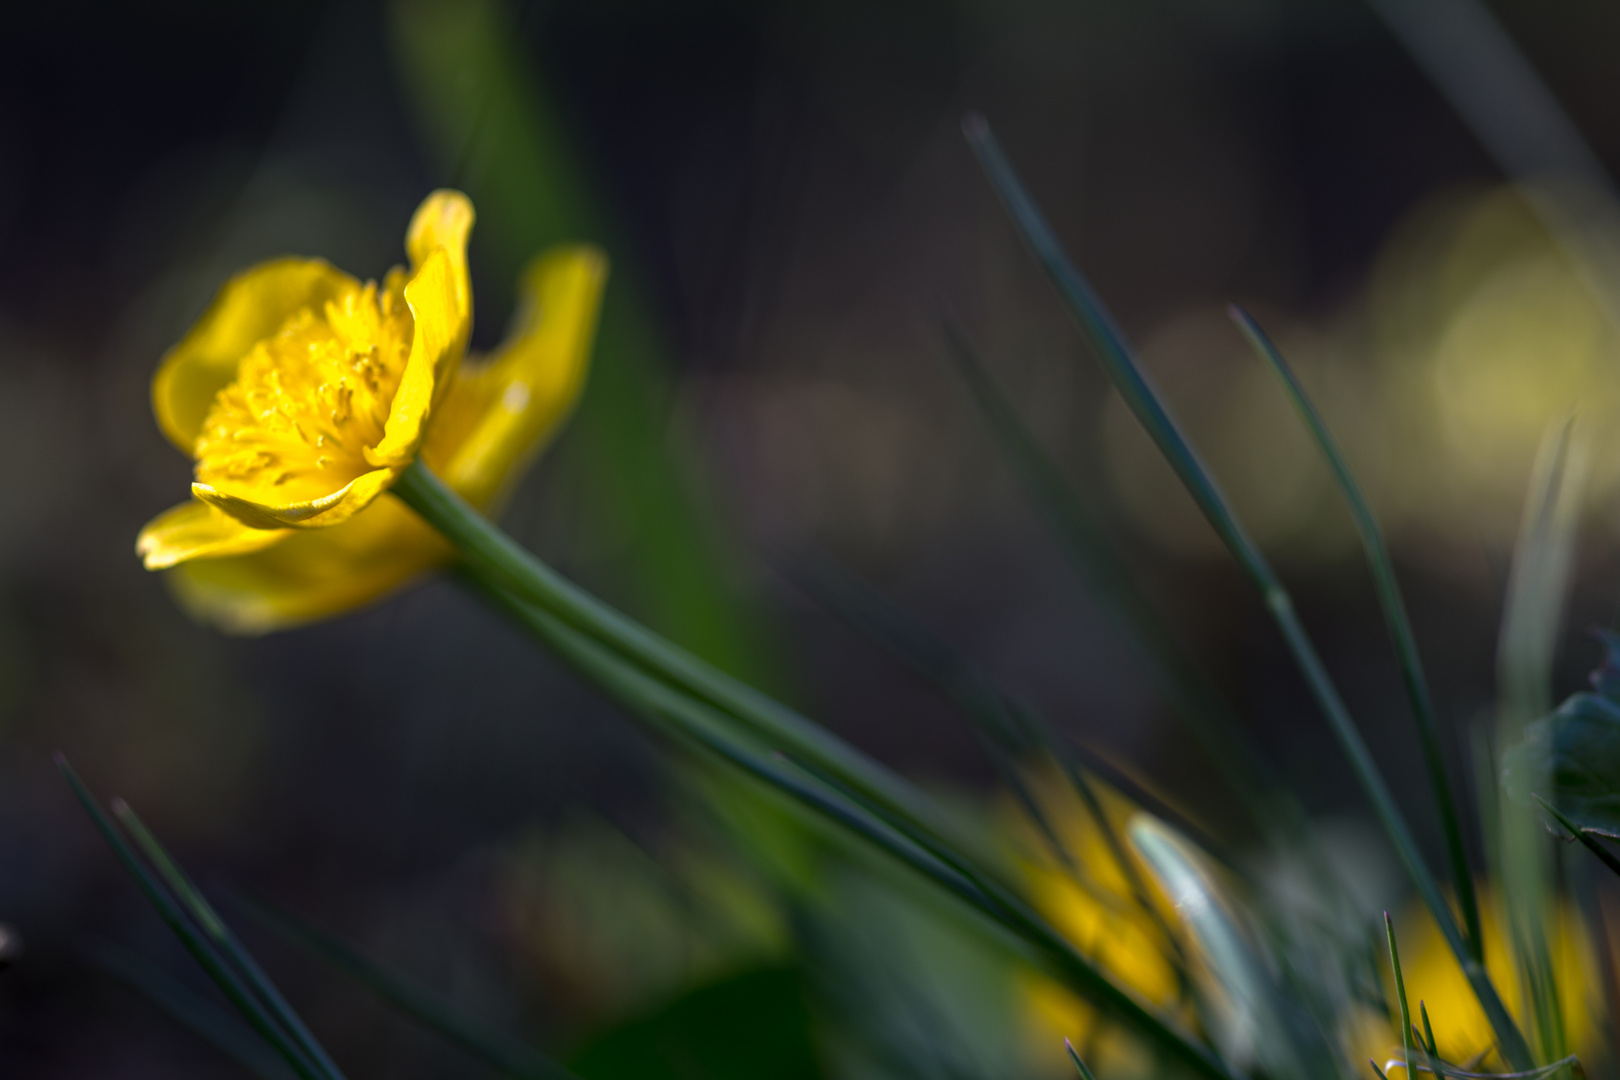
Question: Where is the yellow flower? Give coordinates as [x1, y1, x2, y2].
[136, 190, 607, 632]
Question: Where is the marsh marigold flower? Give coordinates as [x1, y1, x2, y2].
[136, 190, 606, 632]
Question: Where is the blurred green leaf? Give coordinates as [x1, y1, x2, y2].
[1504, 631, 1620, 838]
[569, 967, 820, 1080]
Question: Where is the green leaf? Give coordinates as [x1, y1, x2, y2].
[569, 967, 820, 1080]
[1503, 631, 1620, 837]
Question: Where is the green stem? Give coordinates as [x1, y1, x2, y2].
[1231, 306, 1483, 965]
[961, 113, 1532, 1069]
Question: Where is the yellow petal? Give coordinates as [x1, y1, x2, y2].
[136, 500, 292, 570]
[405, 189, 474, 330]
[165, 495, 450, 634]
[365, 248, 465, 469]
[192, 467, 398, 530]
[152, 259, 359, 452]
[428, 245, 608, 509]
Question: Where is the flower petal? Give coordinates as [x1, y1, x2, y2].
[192, 467, 398, 530]
[152, 258, 360, 453]
[364, 248, 464, 468]
[136, 500, 292, 570]
[427, 245, 608, 509]
[405, 189, 474, 329]
[165, 495, 449, 634]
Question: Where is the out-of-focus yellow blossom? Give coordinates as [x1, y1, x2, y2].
[1013, 774, 1187, 1078]
[1352, 890, 1600, 1070]
[136, 190, 607, 632]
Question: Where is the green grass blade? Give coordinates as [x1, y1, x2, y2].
[453, 569, 1239, 1080]
[1497, 423, 1583, 1063]
[1533, 794, 1620, 881]
[1387, 912, 1419, 1080]
[54, 756, 333, 1080]
[87, 939, 298, 1080]
[783, 552, 1188, 959]
[961, 112, 1533, 1070]
[940, 321, 1288, 844]
[235, 898, 576, 1080]
[1231, 305, 1482, 964]
[1421, 1001, 1439, 1057]
[112, 803, 346, 1080]
[1065, 1038, 1099, 1080]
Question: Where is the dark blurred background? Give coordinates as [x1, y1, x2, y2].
[4, 0, 1620, 1075]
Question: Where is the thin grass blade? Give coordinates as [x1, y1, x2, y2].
[1065, 1038, 1099, 1080]
[1231, 305, 1482, 964]
[961, 112, 1532, 1070]
[236, 897, 575, 1080]
[54, 756, 332, 1080]
[112, 802, 346, 1080]
[940, 320, 1288, 843]
[87, 939, 298, 1080]
[1387, 912, 1420, 1080]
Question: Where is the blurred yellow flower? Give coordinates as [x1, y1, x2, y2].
[136, 189, 607, 632]
[1355, 890, 1601, 1070]
[1014, 776, 1186, 1077]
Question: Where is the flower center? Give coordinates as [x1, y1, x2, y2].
[194, 275, 414, 504]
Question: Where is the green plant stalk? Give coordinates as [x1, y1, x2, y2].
[394, 462, 982, 872]
[1230, 306, 1483, 965]
[961, 113, 1532, 1069]
[451, 566, 1238, 1080]
[237, 898, 576, 1080]
[113, 804, 347, 1080]
[55, 757, 335, 1080]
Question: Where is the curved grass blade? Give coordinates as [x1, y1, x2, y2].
[112, 803, 346, 1080]
[454, 570, 1239, 1080]
[1532, 794, 1620, 880]
[1231, 306, 1482, 964]
[782, 552, 1188, 964]
[235, 897, 576, 1080]
[54, 756, 334, 1080]
[961, 113, 1532, 1069]
[939, 321, 1289, 845]
[87, 939, 298, 1080]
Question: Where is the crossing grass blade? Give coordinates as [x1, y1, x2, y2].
[781, 552, 1190, 965]
[54, 755, 336, 1080]
[112, 802, 346, 1080]
[961, 112, 1533, 1069]
[87, 939, 298, 1080]
[939, 320, 1288, 845]
[1230, 305, 1483, 965]
[1534, 794, 1620, 881]
[235, 897, 577, 1080]
[451, 570, 1240, 1080]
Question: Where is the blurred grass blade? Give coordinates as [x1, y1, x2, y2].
[939, 321, 1287, 843]
[88, 939, 298, 1080]
[455, 570, 1239, 1080]
[112, 803, 346, 1080]
[54, 756, 334, 1080]
[782, 551, 1188, 962]
[1065, 1038, 1099, 1080]
[1497, 422, 1584, 1063]
[1131, 815, 1337, 1080]
[1387, 912, 1421, 1080]
[237, 898, 576, 1080]
[1367, 0, 1620, 340]
[1231, 305, 1482, 964]
[1533, 794, 1620, 880]
[962, 111, 1532, 1070]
